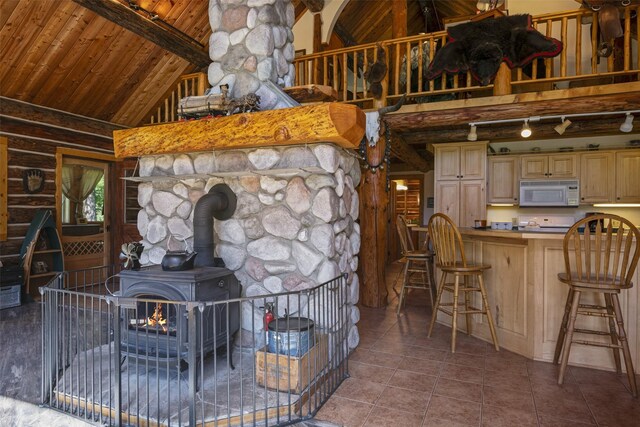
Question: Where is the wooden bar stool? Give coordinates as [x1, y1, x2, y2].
[395, 215, 435, 314]
[553, 214, 640, 397]
[427, 213, 499, 353]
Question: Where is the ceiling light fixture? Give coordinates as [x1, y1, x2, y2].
[554, 117, 572, 135]
[467, 124, 478, 141]
[620, 113, 634, 132]
[520, 119, 532, 138]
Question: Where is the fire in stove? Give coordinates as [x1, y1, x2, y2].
[129, 302, 177, 335]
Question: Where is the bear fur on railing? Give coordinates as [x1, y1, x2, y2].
[425, 14, 563, 86]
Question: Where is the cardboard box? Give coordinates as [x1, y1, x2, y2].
[255, 334, 328, 393]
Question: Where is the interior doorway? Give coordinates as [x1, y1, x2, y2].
[389, 175, 424, 262]
[56, 149, 114, 273]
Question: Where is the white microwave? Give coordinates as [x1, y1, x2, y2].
[519, 180, 580, 207]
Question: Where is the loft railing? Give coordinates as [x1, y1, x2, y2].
[293, 7, 640, 107]
[147, 72, 209, 124]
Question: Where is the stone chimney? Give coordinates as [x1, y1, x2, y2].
[208, 0, 296, 110]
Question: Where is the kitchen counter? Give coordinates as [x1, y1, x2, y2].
[432, 230, 639, 372]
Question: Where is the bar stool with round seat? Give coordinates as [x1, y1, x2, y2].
[395, 215, 435, 314]
[427, 213, 500, 353]
[553, 214, 640, 396]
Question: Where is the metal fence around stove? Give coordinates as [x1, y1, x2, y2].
[41, 266, 349, 426]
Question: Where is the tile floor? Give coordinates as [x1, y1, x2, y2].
[314, 263, 640, 427]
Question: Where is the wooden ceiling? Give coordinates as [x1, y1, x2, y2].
[0, 0, 477, 128]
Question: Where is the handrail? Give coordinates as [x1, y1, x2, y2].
[293, 7, 640, 108]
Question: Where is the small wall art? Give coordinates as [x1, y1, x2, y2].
[22, 169, 45, 194]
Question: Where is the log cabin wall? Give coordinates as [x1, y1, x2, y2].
[0, 96, 125, 265]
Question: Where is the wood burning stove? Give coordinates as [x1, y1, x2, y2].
[118, 266, 240, 366]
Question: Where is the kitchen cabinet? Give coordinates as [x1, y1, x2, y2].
[487, 155, 519, 204]
[434, 142, 486, 227]
[520, 153, 577, 179]
[579, 152, 615, 204]
[615, 150, 640, 203]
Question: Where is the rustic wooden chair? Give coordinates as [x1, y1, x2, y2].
[395, 215, 434, 315]
[553, 214, 640, 396]
[427, 213, 500, 353]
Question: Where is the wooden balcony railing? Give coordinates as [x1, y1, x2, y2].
[293, 7, 640, 107]
[147, 72, 209, 124]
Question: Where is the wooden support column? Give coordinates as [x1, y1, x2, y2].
[392, 0, 408, 39]
[313, 13, 323, 81]
[359, 96, 389, 308]
[493, 62, 512, 96]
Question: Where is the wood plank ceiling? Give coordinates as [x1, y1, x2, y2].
[1, 0, 476, 128]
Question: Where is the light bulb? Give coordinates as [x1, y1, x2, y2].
[467, 124, 478, 141]
[620, 113, 634, 132]
[521, 120, 532, 138]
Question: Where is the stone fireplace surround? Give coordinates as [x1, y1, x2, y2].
[134, 143, 361, 351]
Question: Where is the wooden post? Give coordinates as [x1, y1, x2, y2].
[359, 97, 389, 308]
[392, 0, 408, 39]
[493, 62, 512, 96]
[313, 13, 323, 82]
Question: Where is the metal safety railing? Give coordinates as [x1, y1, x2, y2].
[41, 266, 349, 426]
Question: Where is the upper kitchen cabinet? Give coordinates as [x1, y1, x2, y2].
[579, 152, 615, 204]
[487, 155, 519, 204]
[615, 150, 640, 203]
[435, 142, 486, 181]
[520, 153, 578, 179]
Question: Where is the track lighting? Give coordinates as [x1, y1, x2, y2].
[554, 117, 572, 135]
[520, 119, 532, 138]
[467, 124, 478, 141]
[620, 113, 634, 132]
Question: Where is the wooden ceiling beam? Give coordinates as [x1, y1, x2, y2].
[390, 133, 432, 172]
[72, 0, 210, 68]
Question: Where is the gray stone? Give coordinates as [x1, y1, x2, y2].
[215, 151, 251, 172]
[138, 182, 153, 206]
[245, 256, 269, 281]
[256, 58, 275, 82]
[255, 82, 278, 109]
[174, 155, 194, 175]
[264, 261, 297, 274]
[291, 241, 323, 276]
[313, 145, 340, 173]
[297, 228, 309, 241]
[285, 1, 295, 27]
[208, 61, 225, 87]
[350, 231, 361, 255]
[244, 283, 269, 298]
[348, 325, 360, 350]
[243, 55, 257, 72]
[310, 224, 335, 258]
[258, 192, 275, 205]
[188, 188, 205, 205]
[349, 274, 360, 305]
[262, 206, 300, 239]
[248, 148, 280, 170]
[311, 188, 339, 222]
[148, 246, 166, 265]
[350, 190, 360, 220]
[232, 72, 260, 98]
[152, 191, 183, 217]
[204, 177, 225, 192]
[144, 205, 156, 216]
[272, 26, 287, 49]
[350, 305, 360, 325]
[241, 301, 263, 331]
[260, 175, 287, 193]
[216, 243, 246, 270]
[248, 0, 276, 6]
[340, 153, 356, 174]
[139, 157, 155, 177]
[350, 255, 358, 272]
[222, 45, 251, 70]
[263, 276, 283, 293]
[284, 177, 311, 214]
[247, 236, 291, 261]
[300, 213, 316, 227]
[155, 155, 174, 172]
[339, 199, 347, 218]
[137, 210, 149, 236]
[334, 168, 345, 197]
[243, 216, 265, 238]
[235, 193, 262, 218]
[273, 48, 288, 76]
[146, 216, 168, 244]
[168, 217, 193, 239]
[218, 73, 237, 94]
[210, 31, 230, 61]
[222, 5, 249, 32]
[350, 164, 362, 187]
[246, 24, 274, 57]
[283, 41, 295, 62]
[334, 232, 347, 253]
[172, 183, 189, 199]
[317, 260, 340, 284]
[343, 187, 352, 218]
[247, 7, 257, 29]
[282, 273, 311, 291]
[193, 152, 215, 174]
[229, 28, 249, 45]
[305, 174, 335, 190]
[214, 219, 245, 244]
[257, 5, 279, 24]
[208, 3, 222, 31]
[279, 146, 319, 168]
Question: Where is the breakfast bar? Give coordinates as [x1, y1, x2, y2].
[431, 227, 640, 372]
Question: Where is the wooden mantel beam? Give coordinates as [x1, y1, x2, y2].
[113, 103, 365, 158]
[390, 134, 431, 172]
[73, 0, 210, 68]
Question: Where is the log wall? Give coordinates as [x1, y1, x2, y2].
[0, 97, 123, 265]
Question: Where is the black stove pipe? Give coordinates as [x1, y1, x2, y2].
[193, 183, 237, 268]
